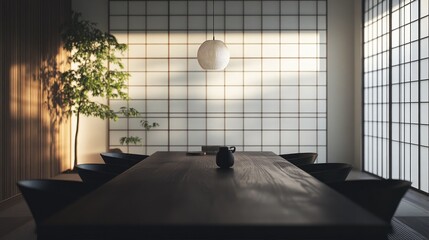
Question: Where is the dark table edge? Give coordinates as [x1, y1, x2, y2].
[38, 224, 391, 240]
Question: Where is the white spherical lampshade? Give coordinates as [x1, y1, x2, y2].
[197, 39, 230, 70]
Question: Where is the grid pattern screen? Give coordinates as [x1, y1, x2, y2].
[108, 0, 328, 163]
[364, 0, 429, 193]
[363, 0, 390, 178]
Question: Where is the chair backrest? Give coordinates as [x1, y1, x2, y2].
[329, 179, 411, 222]
[299, 163, 352, 184]
[76, 164, 127, 188]
[17, 180, 91, 226]
[279, 152, 318, 167]
[108, 148, 123, 153]
[100, 152, 149, 167]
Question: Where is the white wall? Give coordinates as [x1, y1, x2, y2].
[72, 0, 109, 164]
[353, 0, 362, 169]
[327, 0, 360, 167]
[73, 0, 363, 167]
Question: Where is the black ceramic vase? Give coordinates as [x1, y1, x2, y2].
[216, 146, 236, 169]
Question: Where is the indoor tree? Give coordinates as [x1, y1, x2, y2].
[60, 12, 129, 168]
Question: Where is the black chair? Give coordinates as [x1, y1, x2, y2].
[279, 152, 318, 167]
[100, 152, 149, 168]
[17, 179, 92, 227]
[108, 148, 123, 153]
[299, 163, 353, 184]
[329, 179, 411, 222]
[76, 164, 128, 188]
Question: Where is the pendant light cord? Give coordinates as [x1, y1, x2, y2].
[212, 0, 215, 40]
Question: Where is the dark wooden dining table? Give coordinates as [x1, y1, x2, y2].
[39, 151, 389, 239]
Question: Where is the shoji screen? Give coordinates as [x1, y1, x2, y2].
[363, 0, 390, 178]
[108, 0, 327, 162]
[364, 0, 429, 193]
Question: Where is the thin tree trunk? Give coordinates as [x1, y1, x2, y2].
[74, 111, 80, 169]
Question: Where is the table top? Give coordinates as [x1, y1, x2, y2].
[40, 151, 389, 239]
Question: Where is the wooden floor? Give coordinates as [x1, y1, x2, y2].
[0, 170, 428, 240]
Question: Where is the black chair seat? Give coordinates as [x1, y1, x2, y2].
[76, 164, 128, 188]
[279, 152, 318, 167]
[299, 163, 352, 184]
[17, 180, 92, 227]
[329, 179, 411, 222]
[100, 152, 149, 167]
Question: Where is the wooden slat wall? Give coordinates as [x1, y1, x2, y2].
[0, 0, 72, 203]
[0, 0, 3, 203]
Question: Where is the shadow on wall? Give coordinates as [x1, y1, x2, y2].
[38, 55, 72, 167]
[0, 0, 71, 202]
[107, 29, 327, 156]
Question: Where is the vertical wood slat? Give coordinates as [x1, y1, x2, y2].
[0, 0, 71, 204]
[0, 0, 4, 201]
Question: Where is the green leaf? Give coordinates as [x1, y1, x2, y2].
[119, 136, 142, 145]
[140, 120, 160, 131]
[119, 107, 140, 117]
[58, 11, 129, 120]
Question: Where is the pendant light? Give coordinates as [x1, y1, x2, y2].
[197, 0, 230, 70]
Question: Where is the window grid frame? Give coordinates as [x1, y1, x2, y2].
[108, 0, 328, 161]
[363, 0, 429, 194]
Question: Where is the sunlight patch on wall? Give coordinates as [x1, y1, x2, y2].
[108, 0, 327, 162]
